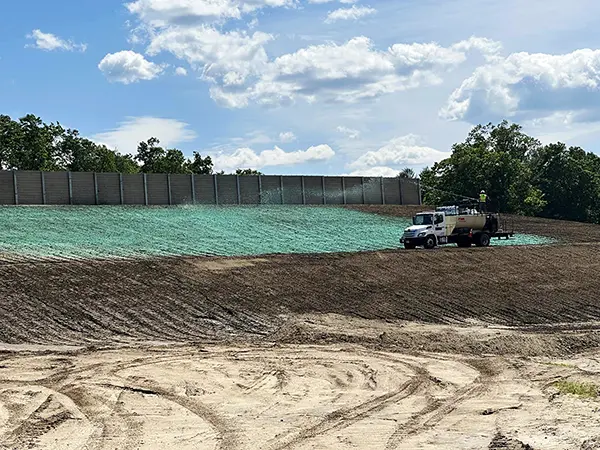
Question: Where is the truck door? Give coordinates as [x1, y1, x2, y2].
[434, 213, 447, 244]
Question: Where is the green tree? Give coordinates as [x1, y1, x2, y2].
[135, 137, 165, 173]
[530, 143, 600, 222]
[421, 121, 541, 213]
[0, 115, 21, 169]
[398, 167, 415, 179]
[187, 151, 213, 174]
[115, 154, 140, 174]
[235, 168, 262, 175]
[6, 114, 64, 171]
[159, 149, 188, 174]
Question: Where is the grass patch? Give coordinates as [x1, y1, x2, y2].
[554, 380, 598, 399]
[545, 362, 576, 368]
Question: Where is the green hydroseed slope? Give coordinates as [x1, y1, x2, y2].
[0, 206, 555, 260]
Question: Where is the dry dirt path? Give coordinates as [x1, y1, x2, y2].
[0, 342, 599, 449]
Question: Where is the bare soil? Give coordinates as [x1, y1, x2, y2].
[2, 207, 600, 448]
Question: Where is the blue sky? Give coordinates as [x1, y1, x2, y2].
[2, 0, 600, 176]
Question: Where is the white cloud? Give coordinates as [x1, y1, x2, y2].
[175, 66, 188, 76]
[146, 27, 273, 87]
[279, 131, 296, 142]
[98, 50, 164, 84]
[125, 0, 295, 27]
[336, 126, 360, 139]
[212, 144, 335, 170]
[345, 166, 399, 177]
[309, 0, 357, 3]
[325, 5, 376, 23]
[26, 30, 87, 52]
[441, 48, 600, 124]
[209, 35, 501, 108]
[349, 135, 449, 169]
[92, 117, 197, 153]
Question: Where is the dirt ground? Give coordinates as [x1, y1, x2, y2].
[2, 207, 600, 449]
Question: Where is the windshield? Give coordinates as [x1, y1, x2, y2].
[413, 214, 433, 226]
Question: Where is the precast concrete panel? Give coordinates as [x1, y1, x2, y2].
[0, 172, 14, 204]
[45, 172, 69, 205]
[147, 173, 169, 205]
[216, 175, 238, 205]
[16, 171, 43, 205]
[383, 178, 401, 205]
[194, 175, 216, 204]
[72, 172, 96, 205]
[303, 176, 324, 205]
[282, 176, 303, 204]
[401, 178, 420, 205]
[170, 174, 193, 204]
[363, 177, 383, 204]
[344, 177, 363, 204]
[324, 177, 344, 205]
[260, 176, 283, 204]
[97, 173, 121, 205]
[123, 174, 145, 205]
[239, 176, 260, 204]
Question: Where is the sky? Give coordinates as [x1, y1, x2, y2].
[2, 0, 600, 176]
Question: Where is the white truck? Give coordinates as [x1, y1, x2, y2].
[400, 206, 513, 249]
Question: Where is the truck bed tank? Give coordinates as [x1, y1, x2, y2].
[445, 215, 487, 233]
[436, 207, 487, 235]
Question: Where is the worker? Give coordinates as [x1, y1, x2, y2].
[479, 190, 488, 213]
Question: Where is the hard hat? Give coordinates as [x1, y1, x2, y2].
[481, 190, 485, 193]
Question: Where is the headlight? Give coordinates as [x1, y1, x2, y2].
[418, 232, 426, 237]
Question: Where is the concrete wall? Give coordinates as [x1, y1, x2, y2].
[0, 171, 422, 206]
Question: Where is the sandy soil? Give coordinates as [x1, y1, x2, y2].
[2, 208, 600, 448]
[1, 328, 600, 449]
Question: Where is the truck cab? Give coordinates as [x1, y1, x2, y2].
[400, 211, 447, 249]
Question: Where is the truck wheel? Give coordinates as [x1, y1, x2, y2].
[404, 243, 416, 250]
[476, 232, 491, 247]
[424, 235, 436, 249]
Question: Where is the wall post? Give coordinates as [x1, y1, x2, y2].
[119, 173, 124, 205]
[280, 176, 284, 204]
[399, 177, 404, 205]
[381, 177, 386, 205]
[258, 175, 263, 204]
[322, 176, 327, 205]
[214, 174, 219, 205]
[342, 177, 347, 205]
[301, 176, 306, 205]
[167, 173, 172, 205]
[93, 172, 99, 205]
[361, 177, 366, 204]
[41, 171, 47, 205]
[68, 171, 73, 205]
[143, 173, 148, 206]
[191, 174, 196, 204]
[236, 175, 241, 205]
[12, 170, 18, 205]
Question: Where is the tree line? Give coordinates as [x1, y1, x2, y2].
[0, 114, 261, 176]
[2, 114, 599, 223]
[416, 120, 600, 224]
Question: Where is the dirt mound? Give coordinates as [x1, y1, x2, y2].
[489, 433, 534, 449]
[0, 239, 600, 350]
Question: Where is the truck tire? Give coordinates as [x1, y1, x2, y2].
[475, 232, 491, 247]
[424, 235, 436, 249]
[404, 243, 416, 250]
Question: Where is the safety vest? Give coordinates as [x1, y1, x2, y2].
[480, 193, 487, 202]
